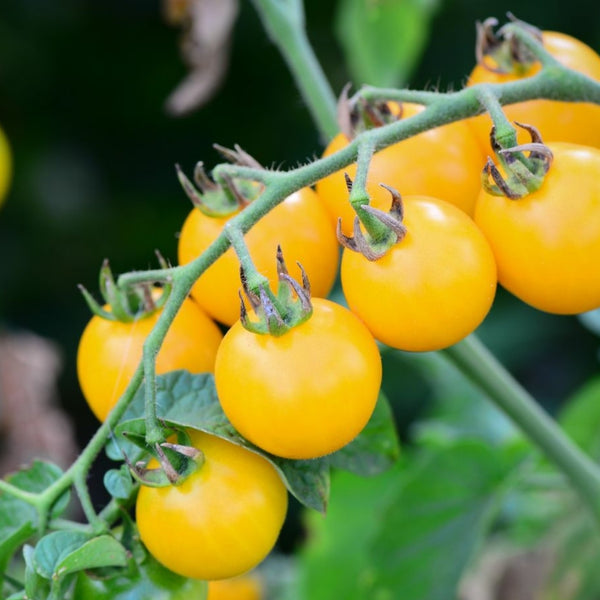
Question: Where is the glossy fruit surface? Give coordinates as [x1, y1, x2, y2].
[0, 124, 12, 207]
[467, 31, 600, 155]
[215, 298, 381, 459]
[177, 187, 339, 326]
[474, 142, 600, 314]
[77, 297, 223, 421]
[315, 103, 485, 235]
[208, 573, 262, 600]
[341, 195, 497, 352]
[136, 430, 288, 581]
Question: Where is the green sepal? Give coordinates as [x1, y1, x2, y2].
[117, 422, 202, 488]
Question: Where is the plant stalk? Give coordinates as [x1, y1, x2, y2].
[250, 0, 338, 141]
[443, 335, 600, 521]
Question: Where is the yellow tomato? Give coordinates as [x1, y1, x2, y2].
[136, 431, 288, 581]
[341, 195, 497, 352]
[177, 187, 339, 326]
[475, 142, 600, 314]
[315, 103, 485, 235]
[77, 297, 223, 421]
[467, 31, 600, 156]
[215, 298, 382, 459]
[0, 124, 12, 207]
[208, 573, 262, 600]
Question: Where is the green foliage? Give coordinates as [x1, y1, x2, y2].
[297, 439, 523, 599]
[0, 462, 70, 591]
[335, 0, 440, 87]
[112, 371, 400, 514]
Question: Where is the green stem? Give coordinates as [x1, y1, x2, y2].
[224, 224, 269, 292]
[443, 335, 600, 521]
[250, 0, 338, 141]
[0, 480, 40, 505]
[475, 85, 518, 149]
[74, 475, 106, 535]
[349, 138, 390, 242]
[33, 365, 145, 529]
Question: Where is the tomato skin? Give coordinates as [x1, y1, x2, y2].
[214, 298, 382, 460]
[77, 296, 223, 421]
[467, 31, 600, 155]
[177, 187, 339, 327]
[341, 195, 497, 352]
[136, 430, 288, 581]
[207, 573, 262, 600]
[474, 142, 600, 314]
[0, 124, 12, 207]
[315, 103, 485, 235]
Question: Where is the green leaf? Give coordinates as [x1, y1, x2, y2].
[335, 0, 440, 88]
[367, 440, 517, 599]
[54, 535, 128, 577]
[411, 350, 518, 444]
[103, 465, 134, 500]
[297, 465, 404, 600]
[329, 391, 400, 476]
[559, 376, 600, 457]
[0, 462, 70, 588]
[33, 531, 92, 579]
[23, 545, 50, 600]
[114, 371, 331, 513]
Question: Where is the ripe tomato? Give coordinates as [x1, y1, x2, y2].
[474, 142, 600, 314]
[177, 187, 339, 327]
[208, 573, 262, 600]
[214, 298, 381, 459]
[0, 124, 12, 207]
[77, 296, 223, 421]
[315, 103, 485, 235]
[467, 31, 600, 155]
[136, 430, 288, 581]
[341, 195, 497, 352]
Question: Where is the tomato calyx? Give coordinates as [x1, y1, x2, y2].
[337, 182, 406, 261]
[78, 255, 172, 323]
[122, 426, 204, 487]
[239, 246, 313, 336]
[337, 83, 398, 140]
[483, 122, 554, 199]
[475, 14, 542, 75]
[176, 146, 263, 217]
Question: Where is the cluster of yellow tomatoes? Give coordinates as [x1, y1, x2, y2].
[75, 28, 600, 590]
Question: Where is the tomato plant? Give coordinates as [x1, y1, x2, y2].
[315, 102, 485, 235]
[214, 297, 382, 459]
[178, 187, 339, 326]
[468, 31, 600, 155]
[475, 142, 600, 314]
[136, 430, 288, 581]
[341, 195, 497, 352]
[77, 295, 223, 421]
[5, 7, 600, 600]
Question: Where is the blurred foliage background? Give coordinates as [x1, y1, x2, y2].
[0, 0, 600, 596]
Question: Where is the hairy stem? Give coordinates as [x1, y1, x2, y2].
[443, 335, 600, 521]
[475, 85, 518, 149]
